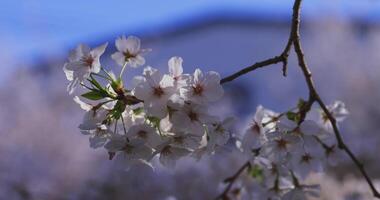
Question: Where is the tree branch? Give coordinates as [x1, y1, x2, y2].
[219, 0, 380, 198]
[291, 0, 380, 198]
[215, 161, 251, 200]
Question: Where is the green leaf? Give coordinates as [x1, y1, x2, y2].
[286, 111, 297, 121]
[109, 100, 126, 119]
[133, 107, 144, 115]
[297, 98, 307, 110]
[81, 91, 106, 100]
[88, 75, 104, 91]
[249, 165, 264, 182]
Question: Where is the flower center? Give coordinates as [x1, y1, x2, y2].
[137, 130, 147, 138]
[276, 138, 289, 150]
[161, 145, 172, 155]
[301, 153, 312, 164]
[123, 144, 134, 154]
[325, 145, 336, 157]
[174, 136, 184, 144]
[192, 84, 204, 96]
[215, 124, 225, 133]
[153, 87, 164, 97]
[82, 56, 94, 67]
[188, 111, 198, 121]
[123, 51, 136, 61]
[250, 122, 261, 134]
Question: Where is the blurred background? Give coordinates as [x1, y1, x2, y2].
[1, 0, 380, 199]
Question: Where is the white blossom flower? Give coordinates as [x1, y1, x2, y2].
[170, 132, 203, 150]
[170, 102, 217, 136]
[282, 184, 320, 200]
[133, 67, 175, 118]
[83, 124, 112, 148]
[208, 117, 234, 148]
[290, 151, 323, 180]
[254, 105, 279, 131]
[242, 122, 266, 155]
[63, 43, 107, 94]
[277, 118, 326, 157]
[320, 101, 349, 128]
[158, 145, 191, 168]
[263, 132, 301, 163]
[168, 56, 189, 88]
[111, 35, 149, 67]
[242, 106, 277, 154]
[321, 137, 342, 166]
[105, 136, 153, 163]
[127, 124, 162, 147]
[78, 107, 109, 131]
[180, 68, 224, 104]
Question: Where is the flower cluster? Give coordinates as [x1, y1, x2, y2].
[63, 36, 232, 169]
[63, 36, 350, 199]
[231, 101, 349, 199]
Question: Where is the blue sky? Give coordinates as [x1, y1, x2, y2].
[0, 0, 379, 78]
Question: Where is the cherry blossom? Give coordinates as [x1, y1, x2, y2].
[133, 67, 175, 118]
[180, 68, 224, 104]
[111, 35, 149, 68]
[61, 35, 357, 199]
[63, 43, 107, 94]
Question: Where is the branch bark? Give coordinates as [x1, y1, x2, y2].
[215, 161, 251, 200]
[219, 0, 380, 198]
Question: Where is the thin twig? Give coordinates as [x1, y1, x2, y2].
[219, 0, 380, 198]
[291, 0, 380, 198]
[215, 161, 251, 200]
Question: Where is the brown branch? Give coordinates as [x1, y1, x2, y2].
[215, 161, 251, 200]
[220, 56, 286, 84]
[219, 0, 380, 198]
[220, 25, 295, 84]
[290, 0, 380, 198]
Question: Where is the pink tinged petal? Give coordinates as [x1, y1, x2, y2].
[89, 136, 107, 149]
[105, 135, 126, 152]
[91, 43, 108, 58]
[134, 81, 153, 101]
[170, 111, 192, 131]
[67, 78, 79, 94]
[63, 63, 74, 81]
[145, 100, 168, 118]
[242, 129, 261, 152]
[168, 56, 183, 77]
[129, 55, 145, 68]
[300, 120, 323, 135]
[159, 115, 173, 132]
[78, 44, 91, 55]
[131, 76, 145, 88]
[91, 59, 101, 74]
[189, 121, 205, 136]
[115, 35, 128, 52]
[159, 145, 191, 168]
[73, 96, 92, 111]
[204, 82, 224, 102]
[193, 68, 204, 84]
[111, 52, 125, 66]
[68, 44, 89, 62]
[125, 36, 141, 54]
[160, 75, 175, 88]
[127, 124, 161, 146]
[179, 87, 192, 100]
[133, 145, 154, 161]
[64, 61, 83, 70]
[143, 66, 162, 86]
